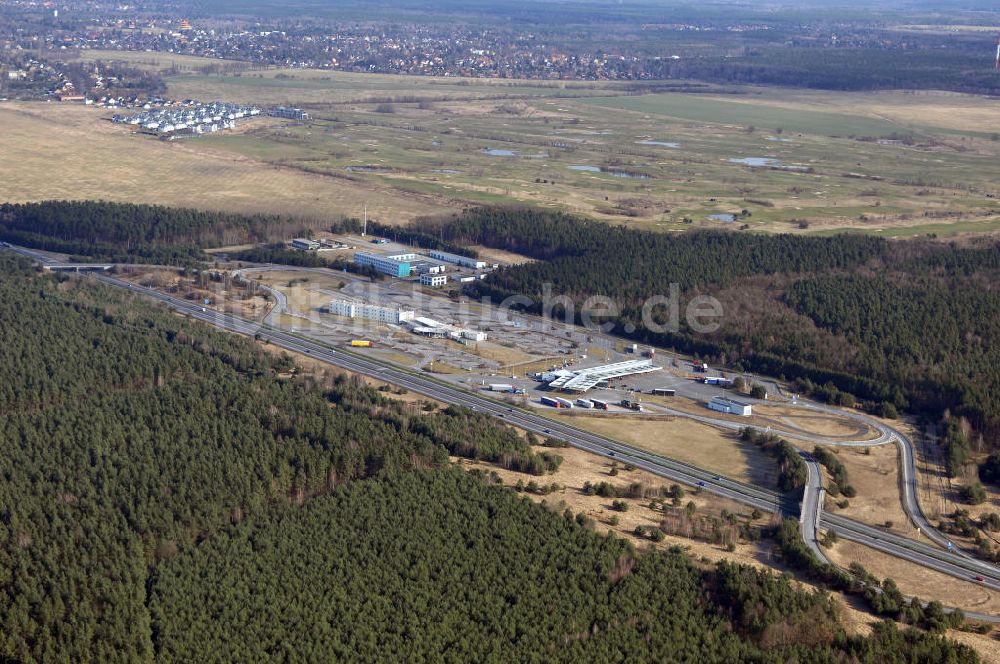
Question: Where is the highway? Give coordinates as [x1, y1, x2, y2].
[4, 244, 999, 620]
[85, 272, 1000, 611]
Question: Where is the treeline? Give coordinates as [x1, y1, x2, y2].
[411, 406, 563, 475]
[740, 428, 807, 493]
[417, 207, 885, 283]
[656, 45, 1000, 96]
[417, 206, 1000, 445]
[812, 447, 856, 498]
[0, 226, 206, 264]
[0, 200, 322, 262]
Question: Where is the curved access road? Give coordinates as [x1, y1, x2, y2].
[81, 273, 1000, 615]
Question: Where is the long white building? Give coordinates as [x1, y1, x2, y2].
[327, 298, 415, 324]
[428, 249, 488, 270]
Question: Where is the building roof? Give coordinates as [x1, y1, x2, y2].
[709, 396, 751, 408]
[547, 359, 660, 392]
[411, 316, 444, 328]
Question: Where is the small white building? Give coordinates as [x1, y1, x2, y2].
[707, 396, 752, 417]
[327, 298, 415, 324]
[420, 273, 448, 287]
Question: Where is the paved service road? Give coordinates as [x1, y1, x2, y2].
[800, 453, 829, 564]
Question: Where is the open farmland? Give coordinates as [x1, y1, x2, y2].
[5, 51, 1000, 235]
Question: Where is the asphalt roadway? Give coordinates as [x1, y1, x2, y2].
[4, 244, 999, 620]
[84, 273, 1000, 614]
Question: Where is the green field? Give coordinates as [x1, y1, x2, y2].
[582, 93, 915, 137]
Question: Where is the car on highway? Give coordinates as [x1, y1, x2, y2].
[607, 451, 615, 457]
[714, 476, 721, 481]
[696, 481, 706, 487]
[976, 575, 986, 582]
[544, 429, 551, 434]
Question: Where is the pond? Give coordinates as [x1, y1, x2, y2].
[482, 147, 548, 158]
[708, 214, 737, 223]
[566, 165, 650, 178]
[637, 140, 680, 148]
[729, 157, 807, 171]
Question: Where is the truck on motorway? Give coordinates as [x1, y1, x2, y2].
[575, 398, 594, 409]
[554, 397, 575, 409]
[489, 383, 514, 392]
[620, 399, 643, 412]
[651, 388, 675, 397]
[590, 399, 610, 410]
[350, 340, 374, 348]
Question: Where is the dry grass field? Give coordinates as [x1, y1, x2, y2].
[548, 412, 779, 486]
[823, 444, 915, 540]
[826, 539, 1000, 616]
[10, 51, 1000, 237]
[0, 102, 455, 222]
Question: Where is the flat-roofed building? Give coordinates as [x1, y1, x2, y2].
[354, 251, 412, 277]
[428, 249, 487, 270]
[546, 359, 660, 393]
[327, 298, 414, 324]
[420, 274, 448, 287]
[291, 238, 320, 251]
[707, 396, 752, 417]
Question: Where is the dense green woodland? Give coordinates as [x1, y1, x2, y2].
[0, 201, 322, 263]
[0, 255, 978, 662]
[416, 208, 1000, 445]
